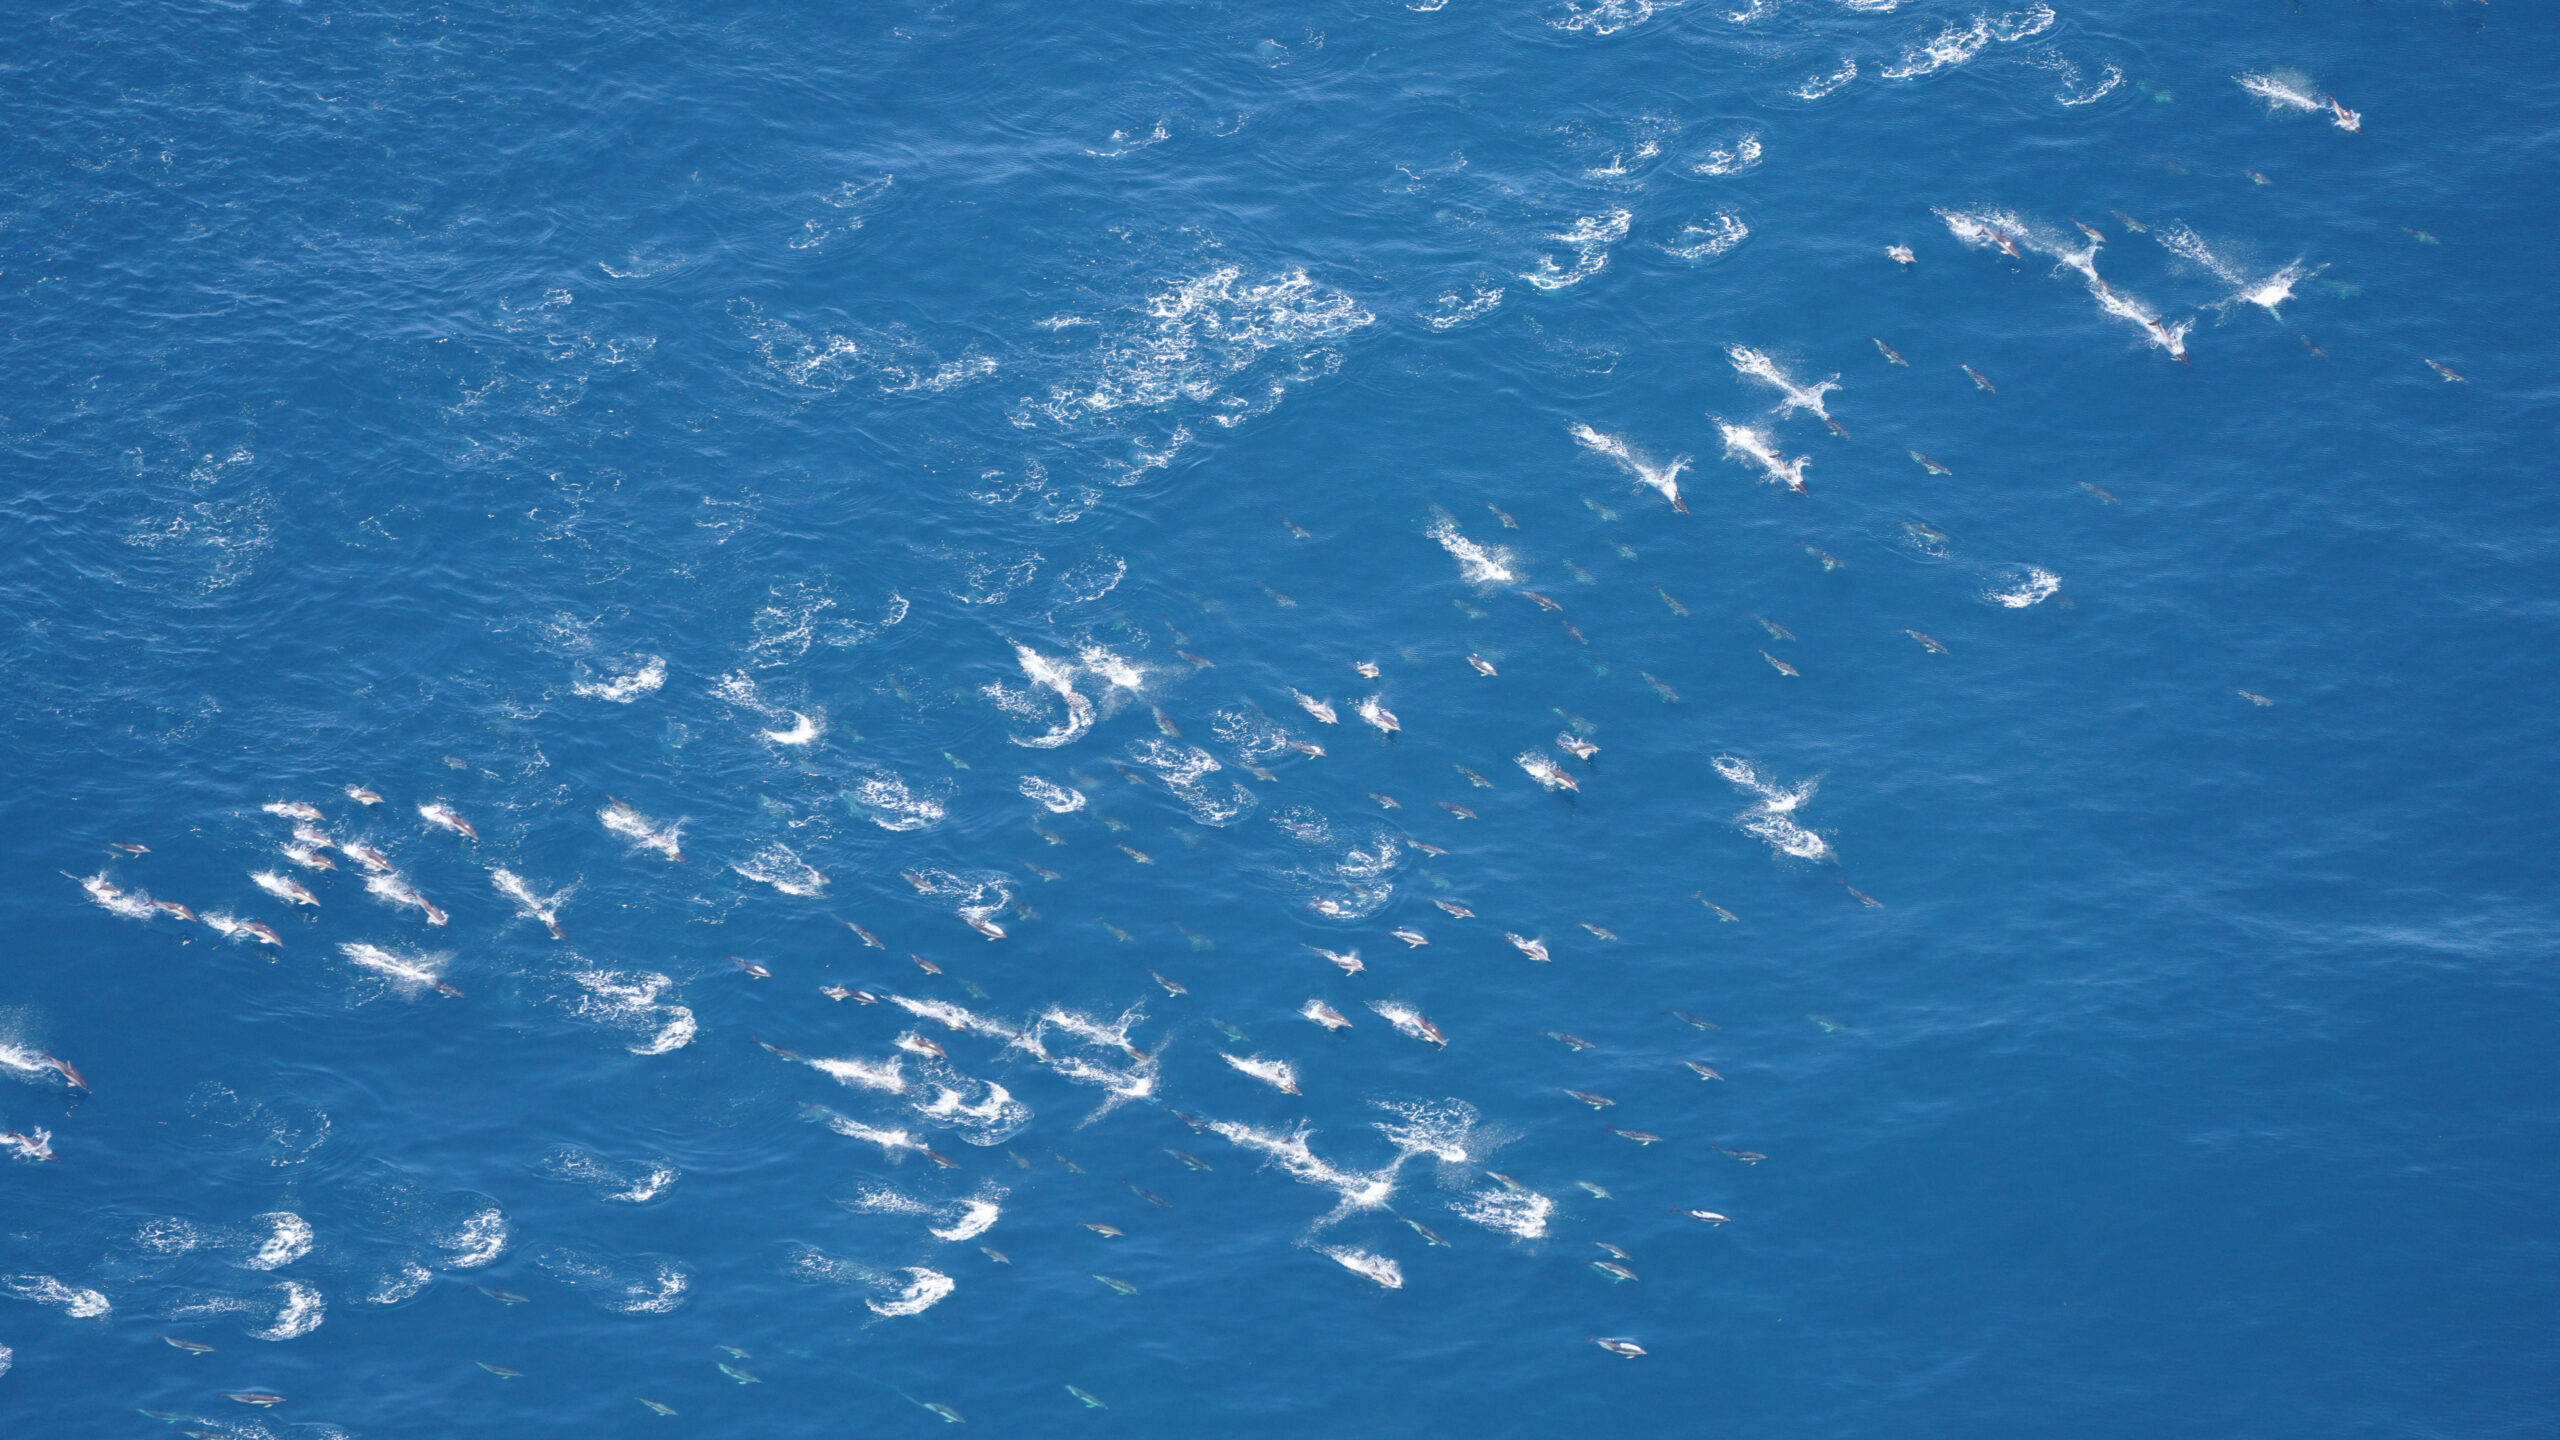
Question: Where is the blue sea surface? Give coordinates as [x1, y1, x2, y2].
[3, 1, 2555, 1435]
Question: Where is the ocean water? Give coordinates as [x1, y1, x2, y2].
[3, 0, 2555, 1435]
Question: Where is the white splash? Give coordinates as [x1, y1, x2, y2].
[1570, 424, 1689, 513]
[713, 670, 815, 745]
[931, 1193, 1006, 1243]
[733, 841, 829, 895]
[844, 1186, 934, 1219]
[1691, 133, 1763, 177]
[1659, 212, 1750, 262]
[782, 1242, 886, 1287]
[808, 1105, 930, 1158]
[1713, 755, 1834, 862]
[366, 1262, 432, 1305]
[568, 969, 698, 1055]
[1421, 284, 1504, 330]
[74, 870, 159, 920]
[1516, 751, 1578, 792]
[1, 1275, 111, 1318]
[761, 710, 824, 745]
[1210, 1119, 1399, 1223]
[0, 1043, 64, 1088]
[2235, 70, 2321, 116]
[607, 1163, 676, 1204]
[1982, 566, 2062, 608]
[2226, 260, 2316, 318]
[1795, 58, 1858, 100]
[1018, 776, 1087, 813]
[1273, 807, 1405, 922]
[1727, 346, 1841, 422]
[1053, 551, 1128, 603]
[490, 868, 571, 937]
[1026, 1004, 1161, 1123]
[617, 1262, 691, 1315]
[1520, 208, 1631, 291]
[337, 942, 453, 999]
[596, 794, 680, 850]
[1026, 265, 1372, 432]
[858, 1046, 1033, 1147]
[535, 1248, 690, 1315]
[867, 1267, 955, 1317]
[127, 1216, 206, 1256]
[1452, 1186, 1556, 1239]
[249, 1280, 325, 1340]
[252, 870, 319, 907]
[1548, 0, 1679, 36]
[993, 642, 1096, 749]
[899, 867, 1019, 936]
[1425, 513, 1518, 587]
[891, 993, 1012, 1037]
[848, 1186, 1004, 1245]
[1716, 420, 1811, 492]
[538, 1145, 680, 1203]
[1130, 738, 1258, 826]
[1939, 206, 2192, 361]
[361, 872, 446, 926]
[1077, 644, 1147, 692]
[572, 655, 666, 703]
[2039, 51, 2123, 106]
[2155, 222, 2319, 319]
[744, 579, 907, 663]
[1880, 5, 2054, 81]
[848, 771, 946, 832]
[919, 1076, 1031, 1141]
[241, 1213, 313, 1271]
[810, 1055, 909, 1094]
[437, 1205, 511, 1269]
[1580, 121, 1669, 180]
[1369, 1001, 1445, 1048]
[1222, 1052, 1303, 1095]
[1372, 1098, 1483, 1165]
[2089, 279, 2192, 360]
[1321, 1248, 1405, 1289]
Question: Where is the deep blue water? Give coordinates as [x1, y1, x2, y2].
[3, 1, 2555, 1435]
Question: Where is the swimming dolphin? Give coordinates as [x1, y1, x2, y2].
[418, 802, 478, 841]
